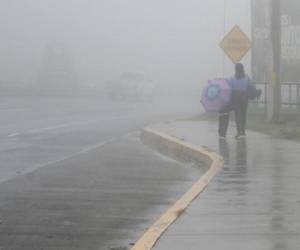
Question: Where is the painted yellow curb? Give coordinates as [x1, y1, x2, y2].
[132, 128, 224, 250]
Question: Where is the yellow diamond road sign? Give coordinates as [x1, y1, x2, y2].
[219, 25, 251, 64]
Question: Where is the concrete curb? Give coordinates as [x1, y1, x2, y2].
[131, 127, 224, 250]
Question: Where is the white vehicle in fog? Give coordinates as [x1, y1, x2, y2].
[106, 72, 154, 101]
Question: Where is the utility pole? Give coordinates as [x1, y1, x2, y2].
[268, 0, 281, 122]
[222, 0, 227, 77]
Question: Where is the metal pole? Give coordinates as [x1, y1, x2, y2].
[269, 0, 281, 122]
[222, 0, 227, 77]
[297, 84, 300, 114]
[265, 82, 268, 115]
[289, 84, 292, 107]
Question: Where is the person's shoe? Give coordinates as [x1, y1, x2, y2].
[235, 134, 246, 139]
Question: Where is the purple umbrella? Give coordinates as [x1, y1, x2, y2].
[201, 79, 232, 112]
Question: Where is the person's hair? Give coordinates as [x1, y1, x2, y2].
[235, 63, 245, 79]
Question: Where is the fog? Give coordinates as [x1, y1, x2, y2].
[0, 0, 251, 98]
[0, 2, 272, 249]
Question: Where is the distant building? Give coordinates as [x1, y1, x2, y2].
[37, 44, 78, 93]
[252, 0, 300, 82]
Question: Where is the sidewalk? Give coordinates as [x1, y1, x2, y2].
[150, 120, 300, 250]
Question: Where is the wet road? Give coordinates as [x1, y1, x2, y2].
[0, 96, 201, 249]
[153, 121, 300, 250]
[0, 96, 198, 184]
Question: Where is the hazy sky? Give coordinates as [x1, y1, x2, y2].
[0, 0, 251, 89]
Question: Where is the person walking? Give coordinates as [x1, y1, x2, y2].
[219, 63, 256, 139]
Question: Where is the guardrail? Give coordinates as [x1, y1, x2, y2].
[254, 82, 300, 112]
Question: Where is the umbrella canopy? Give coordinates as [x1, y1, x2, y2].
[201, 79, 231, 112]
